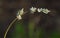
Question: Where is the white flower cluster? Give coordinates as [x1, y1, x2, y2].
[30, 7, 50, 14]
[17, 8, 24, 20]
[17, 7, 50, 20]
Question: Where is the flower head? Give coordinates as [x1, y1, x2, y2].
[42, 8, 50, 14]
[18, 8, 24, 16]
[17, 14, 22, 20]
[17, 8, 24, 20]
[30, 7, 37, 13]
[37, 8, 43, 12]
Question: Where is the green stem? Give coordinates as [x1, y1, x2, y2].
[4, 18, 17, 38]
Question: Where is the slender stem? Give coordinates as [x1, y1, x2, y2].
[4, 18, 17, 38]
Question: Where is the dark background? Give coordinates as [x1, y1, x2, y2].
[0, 0, 60, 38]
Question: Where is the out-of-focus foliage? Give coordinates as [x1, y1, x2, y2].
[11, 20, 26, 38]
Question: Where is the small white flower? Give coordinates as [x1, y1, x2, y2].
[17, 14, 22, 20]
[37, 8, 43, 12]
[30, 7, 37, 13]
[18, 8, 24, 16]
[17, 8, 24, 20]
[42, 8, 50, 14]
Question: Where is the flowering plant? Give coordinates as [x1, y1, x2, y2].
[4, 7, 51, 38]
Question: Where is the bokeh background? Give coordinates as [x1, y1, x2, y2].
[0, 0, 60, 38]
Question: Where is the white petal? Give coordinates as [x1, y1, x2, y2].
[18, 8, 24, 16]
[37, 8, 43, 12]
[42, 8, 50, 14]
[30, 7, 37, 13]
[17, 15, 22, 20]
[45, 9, 50, 13]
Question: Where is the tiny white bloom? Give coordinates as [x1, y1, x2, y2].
[37, 8, 43, 12]
[30, 7, 37, 13]
[18, 8, 24, 15]
[42, 8, 50, 14]
[17, 8, 24, 20]
[17, 14, 22, 20]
